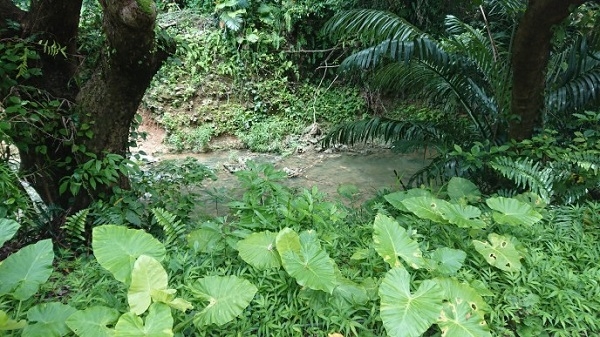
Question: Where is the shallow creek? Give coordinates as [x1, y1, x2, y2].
[154, 147, 431, 204]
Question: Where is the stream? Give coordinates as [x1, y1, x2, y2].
[153, 147, 431, 203]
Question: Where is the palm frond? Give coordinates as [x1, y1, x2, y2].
[407, 154, 453, 187]
[322, 117, 448, 149]
[546, 36, 600, 115]
[490, 156, 554, 203]
[151, 207, 186, 246]
[323, 9, 422, 44]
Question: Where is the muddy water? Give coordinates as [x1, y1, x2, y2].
[156, 148, 430, 203]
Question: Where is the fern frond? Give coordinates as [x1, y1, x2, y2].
[490, 156, 554, 203]
[61, 208, 89, 245]
[151, 207, 186, 245]
[562, 150, 600, 175]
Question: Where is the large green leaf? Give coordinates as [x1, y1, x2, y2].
[473, 233, 522, 272]
[23, 302, 77, 337]
[237, 231, 281, 269]
[186, 222, 225, 253]
[0, 310, 26, 331]
[65, 306, 120, 337]
[384, 188, 433, 213]
[150, 289, 193, 312]
[433, 278, 490, 319]
[331, 276, 369, 307]
[0, 239, 54, 300]
[430, 248, 466, 275]
[276, 228, 337, 293]
[439, 203, 486, 229]
[0, 218, 19, 248]
[438, 300, 491, 337]
[401, 196, 449, 223]
[379, 267, 444, 337]
[128, 255, 168, 315]
[373, 214, 424, 269]
[92, 225, 165, 284]
[485, 197, 542, 226]
[191, 275, 257, 327]
[114, 303, 173, 337]
[447, 177, 481, 203]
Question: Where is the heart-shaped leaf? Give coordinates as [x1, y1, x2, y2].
[447, 177, 481, 204]
[430, 248, 466, 275]
[186, 222, 225, 253]
[439, 203, 486, 229]
[114, 303, 173, 337]
[438, 299, 491, 337]
[23, 302, 77, 337]
[373, 214, 424, 269]
[486, 197, 542, 226]
[276, 228, 337, 293]
[191, 275, 257, 327]
[0, 218, 19, 248]
[401, 196, 449, 223]
[93, 225, 165, 284]
[384, 189, 433, 213]
[237, 231, 280, 269]
[433, 278, 490, 319]
[379, 267, 444, 337]
[473, 233, 522, 272]
[128, 255, 168, 315]
[66, 306, 120, 337]
[0, 239, 54, 300]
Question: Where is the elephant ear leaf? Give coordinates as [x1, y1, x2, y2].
[0, 239, 54, 301]
[438, 299, 492, 337]
[190, 275, 257, 327]
[237, 231, 280, 269]
[401, 196, 450, 224]
[373, 214, 424, 269]
[66, 306, 120, 337]
[0, 218, 20, 248]
[379, 267, 444, 337]
[276, 228, 337, 293]
[128, 255, 169, 315]
[92, 225, 165, 284]
[447, 177, 481, 203]
[114, 303, 173, 337]
[23, 302, 77, 337]
[473, 233, 523, 272]
[486, 197, 542, 226]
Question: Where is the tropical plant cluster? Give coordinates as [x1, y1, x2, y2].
[3, 0, 600, 336]
[2, 162, 600, 336]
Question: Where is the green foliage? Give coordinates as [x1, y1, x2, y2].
[151, 208, 186, 246]
[61, 208, 89, 247]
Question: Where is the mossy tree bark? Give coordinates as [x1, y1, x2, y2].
[0, 0, 172, 219]
[509, 0, 585, 140]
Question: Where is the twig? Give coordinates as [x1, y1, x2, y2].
[480, 5, 498, 62]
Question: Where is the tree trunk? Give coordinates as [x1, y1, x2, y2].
[1, 0, 172, 218]
[509, 0, 584, 140]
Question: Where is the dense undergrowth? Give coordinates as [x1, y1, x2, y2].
[141, 1, 368, 153]
[2, 0, 600, 336]
[2, 160, 600, 336]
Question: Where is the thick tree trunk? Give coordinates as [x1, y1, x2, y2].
[1, 0, 172, 217]
[509, 0, 584, 140]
